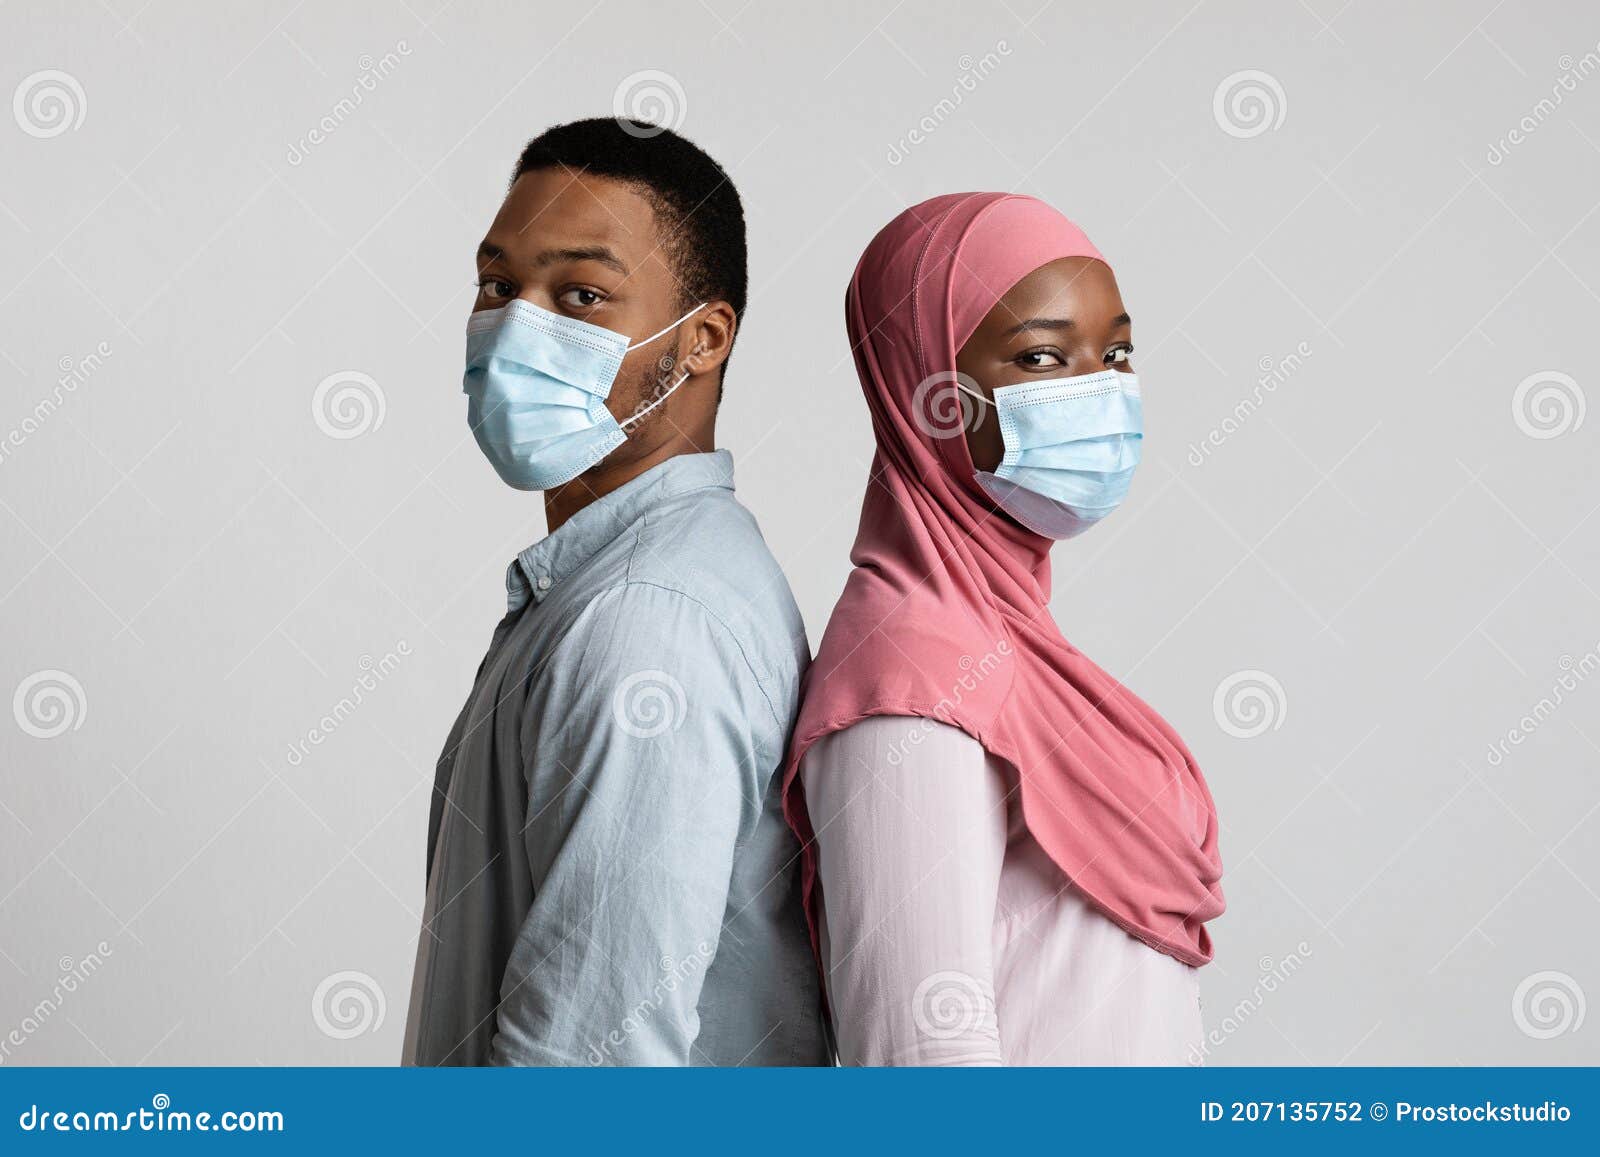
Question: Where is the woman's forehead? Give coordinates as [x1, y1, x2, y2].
[981, 257, 1123, 329]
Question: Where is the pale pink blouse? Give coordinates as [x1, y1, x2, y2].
[800, 716, 1203, 1066]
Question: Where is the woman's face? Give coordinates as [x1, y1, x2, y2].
[955, 256, 1133, 473]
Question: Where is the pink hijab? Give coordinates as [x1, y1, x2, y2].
[784, 192, 1224, 966]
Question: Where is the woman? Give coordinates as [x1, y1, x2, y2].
[785, 193, 1225, 1066]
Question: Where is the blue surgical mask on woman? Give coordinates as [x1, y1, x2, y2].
[957, 369, 1142, 540]
[463, 299, 703, 490]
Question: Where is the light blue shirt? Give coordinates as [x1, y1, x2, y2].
[402, 450, 829, 1066]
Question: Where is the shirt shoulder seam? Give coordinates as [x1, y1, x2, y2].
[618, 574, 788, 737]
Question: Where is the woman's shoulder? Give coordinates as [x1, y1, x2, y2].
[801, 714, 985, 777]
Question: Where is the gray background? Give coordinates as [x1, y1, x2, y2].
[2, 0, 1597, 1065]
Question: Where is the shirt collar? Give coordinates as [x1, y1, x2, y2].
[506, 449, 736, 612]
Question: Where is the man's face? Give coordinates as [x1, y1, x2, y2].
[472, 168, 691, 465]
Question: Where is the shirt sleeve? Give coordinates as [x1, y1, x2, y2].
[800, 716, 1008, 1065]
[489, 581, 773, 1066]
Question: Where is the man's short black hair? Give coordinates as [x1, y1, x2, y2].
[513, 118, 746, 379]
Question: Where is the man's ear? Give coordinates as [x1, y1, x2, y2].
[679, 302, 737, 377]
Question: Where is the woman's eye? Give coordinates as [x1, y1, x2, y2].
[558, 287, 605, 310]
[478, 278, 514, 301]
[1017, 349, 1065, 369]
[1106, 345, 1133, 365]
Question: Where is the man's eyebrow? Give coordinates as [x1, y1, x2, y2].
[534, 244, 627, 274]
[1000, 311, 1132, 338]
[475, 240, 628, 276]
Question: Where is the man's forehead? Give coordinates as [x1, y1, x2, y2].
[484, 170, 662, 265]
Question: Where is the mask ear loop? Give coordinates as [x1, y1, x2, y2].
[618, 303, 709, 431]
[620, 368, 691, 430]
[952, 378, 995, 408]
[624, 302, 706, 352]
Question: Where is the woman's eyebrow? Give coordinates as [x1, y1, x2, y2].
[1001, 316, 1074, 337]
[1001, 311, 1132, 338]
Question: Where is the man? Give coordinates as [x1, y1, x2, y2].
[402, 118, 827, 1066]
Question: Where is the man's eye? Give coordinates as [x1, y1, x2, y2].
[558, 287, 605, 310]
[1017, 349, 1065, 369]
[1106, 345, 1133, 365]
[478, 278, 514, 301]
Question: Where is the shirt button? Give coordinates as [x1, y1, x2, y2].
[535, 575, 552, 592]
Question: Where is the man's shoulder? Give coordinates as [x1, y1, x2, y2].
[621, 486, 807, 666]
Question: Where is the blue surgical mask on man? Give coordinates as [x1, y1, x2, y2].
[957, 369, 1143, 540]
[463, 299, 704, 490]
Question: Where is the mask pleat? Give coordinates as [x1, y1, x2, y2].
[984, 372, 1144, 540]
